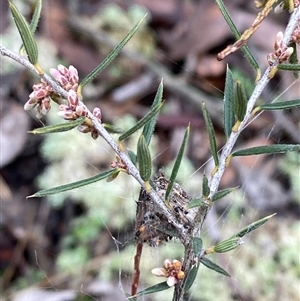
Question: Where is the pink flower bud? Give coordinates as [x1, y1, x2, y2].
[68, 65, 79, 84]
[75, 105, 87, 117]
[40, 98, 51, 115]
[57, 110, 76, 120]
[32, 83, 43, 91]
[34, 88, 48, 99]
[71, 83, 78, 91]
[57, 64, 69, 76]
[50, 68, 68, 87]
[24, 99, 37, 110]
[164, 259, 172, 269]
[93, 107, 102, 120]
[278, 46, 294, 63]
[68, 89, 79, 107]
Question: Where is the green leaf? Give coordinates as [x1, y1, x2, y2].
[143, 79, 164, 145]
[211, 187, 237, 202]
[106, 170, 120, 182]
[129, 281, 170, 298]
[214, 237, 242, 253]
[202, 174, 210, 197]
[128, 150, 137, 166]
[201, 102, 219, 166]
[27, 169, 120, 198]
[183, 238, 202, 291]
[255, 99, 300, 112]
[200, 257, 230, 277]
[215, 0, 260, 76]
[102, 123, 123, 134]
[137, 134, 152, 181]
[234, 81, 247, 121]
[118, 102, 164, 141]
[9, 1, 38, 64]
[277, 63, 300, 71]
[165, 125, 190, 201]
[79, 15, 146, 88]
[234, 213, 276, 238]
[232, 144, 300, 157]
[28, 117, 86, 134]
[184, 264, 200, 292]
[223, 66, 235, 138]
[192, 237, 203, 256]
[30, 0, 42, 33]
[186, 197, 204, 209]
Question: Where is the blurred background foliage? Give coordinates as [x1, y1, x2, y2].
[0, 0, 299, 300]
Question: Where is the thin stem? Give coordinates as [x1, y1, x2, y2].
[208, 5, 300, 198]
[0, 45, 188, 241]
[131, 242, 143, 296]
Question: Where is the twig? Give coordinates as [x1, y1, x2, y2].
[209, 5, 300, 197]
[131, 242, 143, 296]
[0, 45, 189, 243]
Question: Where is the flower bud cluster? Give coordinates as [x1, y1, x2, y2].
[50, 64, 79, 92]
[24, 79, 53, 118]
[50, 65, 102, 139]
[151, 259, 185, 287]
[267, 31, 294, 66]
[24, 64, 103, 139]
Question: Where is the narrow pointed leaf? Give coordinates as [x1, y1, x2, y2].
[137, 134, 152, 181]
[79, 16, 146, 88]
[192, 237, 203, 256]
[186, 197, 204, 209]
[143, 79, 163, 145]
[102, 123, 123, 134]
[129, 281, 170, 298]
[232, 144, 300, 157]
[20, 0, 42, 54]
[200, 257, 230, 277]
[201, 102, 219, 166]
[118, 102, 164, 141]
[234, 81, 247, 121]
[254, 99, 300, 112]
[106, 170, 120, 182]
[27, 169, 120, 198]
[223, 66, 235, 138]
[165, 125, 190, 201]
[234, 213, 276, 238]
[9, 1, 38, 64]
[211, 187, 237, 202]
[184, 264, 200, 292]
[128, 150, 137, 166]
[214, 237, 242, 253]
[277, 63, 300, 71]
[28, 117, 86, 134]
[30, 0, 42, 33]
[202, 174, 210, 197]
[215, 0, 260, 77]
